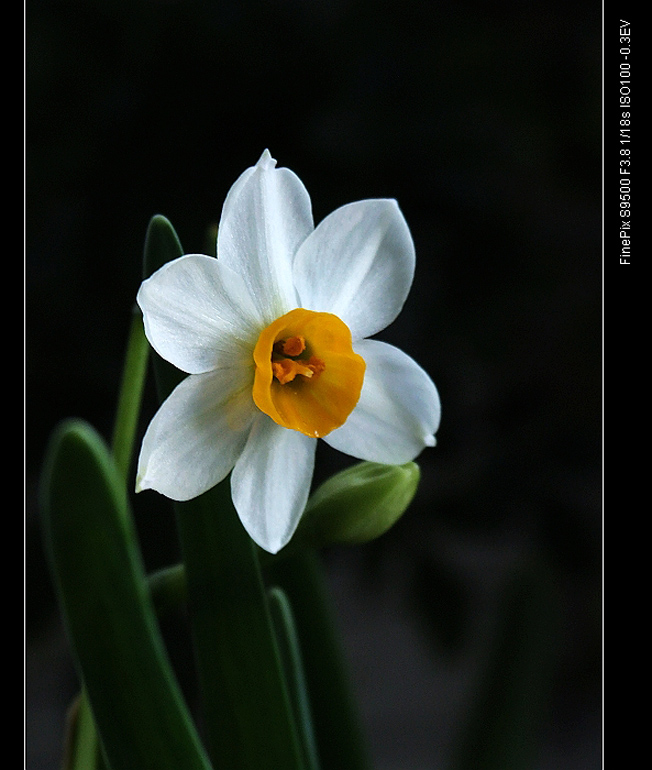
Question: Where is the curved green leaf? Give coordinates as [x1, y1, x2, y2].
[174, 487, 304, 769]
[41, 419, 213, 770]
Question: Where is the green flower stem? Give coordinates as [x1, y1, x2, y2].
[41, 420, 213, 770]
[111, 306, 150, 485]
[144, 214, 304, 770]
[264, 550, 372, 770]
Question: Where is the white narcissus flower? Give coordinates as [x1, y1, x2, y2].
[136, 150, 441, 554]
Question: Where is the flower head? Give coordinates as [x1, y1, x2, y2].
[136, 150, 440, 553]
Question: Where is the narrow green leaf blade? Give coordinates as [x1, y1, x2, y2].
[268, 587, 320, 770]
[41, 419, 213, 770]
[142, 214, 186, 397]
[62, 690, 101, 770]
[173, 483, 305, 770]
[266, 551, 372, 770]
[111, 306, 149, 485]
[143, 214, 184, 274]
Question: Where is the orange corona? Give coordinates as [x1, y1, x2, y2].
[253, 308, 365, 437]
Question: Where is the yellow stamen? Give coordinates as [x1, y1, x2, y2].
[275, 335, 306, 357]
[306, 355, 326, 377]
[272, 358, 317, 385]
[253, 308, 365, 437]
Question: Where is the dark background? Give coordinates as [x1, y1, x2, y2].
[26, 1, 601, 768]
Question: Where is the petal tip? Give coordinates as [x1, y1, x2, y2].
[256, 149, 277, 170]
[261, 539, 284, 555]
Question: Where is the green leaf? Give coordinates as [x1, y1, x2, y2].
[143, 214, 184, 274]
[268, 587, 320, 770]
[172, 474, 305, 770]
[111, 305, 150, 485]
[142, 214, 186, 397]
[41, 419, 213, 770]
[62, 689, 101, 770]
[148, 562, 187, 621]
[265, 551, 372, 770]
[143, 218, 304, 770]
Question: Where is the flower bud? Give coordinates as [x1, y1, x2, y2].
[298, 461, 420, 547]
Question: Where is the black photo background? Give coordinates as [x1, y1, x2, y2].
[27, 1, 601, 768]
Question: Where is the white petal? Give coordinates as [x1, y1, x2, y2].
[293, 199, 415, 340]
[217, 150, 314, 327]
[136, 368, 256, 501]
[231, 413, 317, 553]
[324, 339, 440, 464]
[137, 254, 260, 374]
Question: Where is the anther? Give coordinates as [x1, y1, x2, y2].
[274, 336, 306, 357]
[272, 358, 317, 385]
